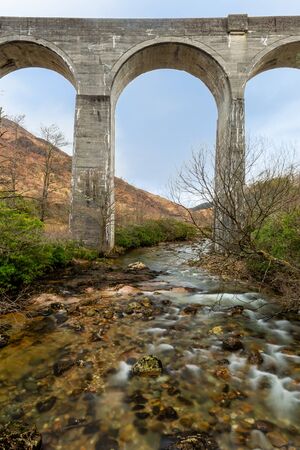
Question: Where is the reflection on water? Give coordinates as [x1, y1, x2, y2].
[0, 244, 300, 449]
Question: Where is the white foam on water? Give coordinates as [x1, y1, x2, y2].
[249, 368, 300, 420]
[229, 354, 247, 373]
[185, 364, 201, 375]
[145, 327, 167, 335]
[275, 320, 293, 331]
[110, 361, 131, 386]
[156, 343, 174, 352]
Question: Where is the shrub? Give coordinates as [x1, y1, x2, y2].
[0, 202, 100, 292]
[254, 210, 300, 265]
[0, 203, 52, 290]
[115, 219, 196, 250]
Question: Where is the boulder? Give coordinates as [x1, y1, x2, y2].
[131, 355, 163, 377]
[0, 422, 42, 449]
[222, 337, 244, 351]
[127, 262, 148, 271]
[160, 432, 219, 450]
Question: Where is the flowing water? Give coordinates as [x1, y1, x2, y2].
[0, 244, 300, 449]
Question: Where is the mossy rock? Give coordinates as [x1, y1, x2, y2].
[160, 432, 219, 450]
[131, 355, 163, 377]
[0, 422, 42, 450]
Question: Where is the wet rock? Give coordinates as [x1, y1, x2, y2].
[127, 262, 148, 271]
[36, 396, 57, 413]
[65, 417, 86, 430]
[254, 420, 275, 433]
[214, 367, 230, 380]
[131, 355, 163, 377]
[0, 333, 10, 348]
[222, 337, 244, 351]
[53, 311, 68, 324]
[266, 431, 289, 448]
[247, 350, 264, 365]
[0, 421, 42, 449]
[158, 406, 178, 421]
[50, 302, 65, 311]
[125, 391, 148, 404]
[162, 299, 172, 306]
[6, 406, 25, 420]
[132, 404, 145, 411]
[182, 305, 198, 315]
[160, 431, 219, 449]
[248, 430, 273, 450]
[95, 433, 119, 449]
[126, 302, 142, 314]
[135, 412, 150, 420]
[228, 305, 244, 316]
[83, 420, 101, 435]
[209, 326, 223, 335]
[53, 358, 74, 376]
[216, 359, 230, 365]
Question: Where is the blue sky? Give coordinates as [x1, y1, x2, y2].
[0, 1, 300, 196]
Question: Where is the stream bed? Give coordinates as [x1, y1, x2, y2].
[0, 243, 300, 449]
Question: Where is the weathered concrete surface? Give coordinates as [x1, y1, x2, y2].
[0, 15, 300, 250]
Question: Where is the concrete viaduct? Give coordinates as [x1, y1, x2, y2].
[0, 14, 299, 251]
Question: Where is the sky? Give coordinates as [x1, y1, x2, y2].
[0, 0, 300, 197]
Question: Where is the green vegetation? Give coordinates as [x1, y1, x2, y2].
[0, 201, 98, 292]
[115, 218, 196, 250]
[245, 210, 300, 308]
[254, 210, 300, 264]
[0, 199, 196, 293]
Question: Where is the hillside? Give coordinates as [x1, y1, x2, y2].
[0, 118, 196, 227]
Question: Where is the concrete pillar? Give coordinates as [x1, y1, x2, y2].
[71, 94, 115, 253]
[214, 96, 246, 251]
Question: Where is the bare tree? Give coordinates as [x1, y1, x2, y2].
[0, 111, 27, 203]
[39, 124, 68, 222]
[170, 139, 299, 258]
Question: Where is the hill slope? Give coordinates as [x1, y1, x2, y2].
[0, 119, 187, 226]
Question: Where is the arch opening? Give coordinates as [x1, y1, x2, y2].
[111, 42, 231, 108]
[114, 68, 218, 226]
[0, 40, 77, 230]
[246, 41, 300, 168]
[0, 39, 77, 88]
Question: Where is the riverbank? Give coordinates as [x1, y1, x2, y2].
[193, 250, 300, 314]
[0, 243, 300, 449]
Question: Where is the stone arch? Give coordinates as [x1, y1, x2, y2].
[246, 36, 300, 86]
[0, 35, 78, 89]
[107, 39, 236, 251]
[110, 38, 231, 108]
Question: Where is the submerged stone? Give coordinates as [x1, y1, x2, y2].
[160, 432, 220, 449]
[222, 337, 244, 351]
[0, 422, 42, 449]
[0, 333, 10, 348]
[131, 355, 163, 377]
[53, 358, 74, 376]
[36, 396, 57, 413]
[157, 406, 179, 421]
[247, 350, 264, 365]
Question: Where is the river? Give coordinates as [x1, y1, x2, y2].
[0, 243, 299, 449]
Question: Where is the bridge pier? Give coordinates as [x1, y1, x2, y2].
[1, 15, 296, 253]
[214, 96, 246, 252]
[71, 94, 115, 252]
